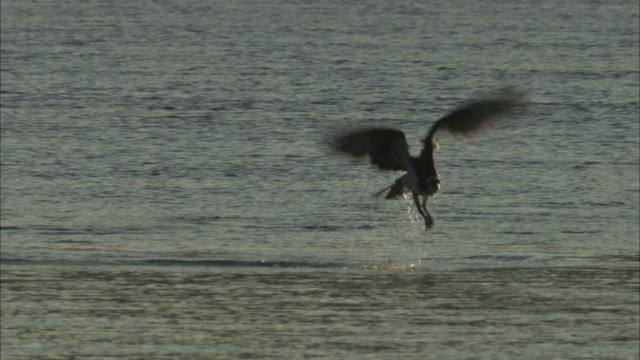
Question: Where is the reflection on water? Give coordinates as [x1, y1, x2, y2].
[2, 261, 638, 359]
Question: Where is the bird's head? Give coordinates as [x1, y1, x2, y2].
[420, 177, 441, 196]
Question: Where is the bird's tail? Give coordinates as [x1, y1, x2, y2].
[373, 181, 408, 199]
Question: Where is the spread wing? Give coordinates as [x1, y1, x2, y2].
[421, 88, 526, 159]
[332, 127, 412, 171]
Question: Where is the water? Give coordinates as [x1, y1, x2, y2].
[1, 0, 638, 358]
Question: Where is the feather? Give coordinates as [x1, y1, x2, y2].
[332, 128, 411, 172]
[425, 88, 525, 142]
[420, 88, 526, 161]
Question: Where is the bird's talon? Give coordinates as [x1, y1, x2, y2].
[424, 217, 434, 230]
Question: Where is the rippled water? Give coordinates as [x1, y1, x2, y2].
[2, 264, 638, 359]
[1, 0, 639, 358]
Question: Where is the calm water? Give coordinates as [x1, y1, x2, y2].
[1, 0, 639, 359]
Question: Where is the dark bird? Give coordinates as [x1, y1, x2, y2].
[331, 88, 526, 230]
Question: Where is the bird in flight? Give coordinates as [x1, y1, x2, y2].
[331, 88, 526, 230]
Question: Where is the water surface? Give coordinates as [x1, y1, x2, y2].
[1, 0, 639, 358]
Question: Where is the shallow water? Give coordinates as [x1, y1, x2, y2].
[1, 0, 639, 358]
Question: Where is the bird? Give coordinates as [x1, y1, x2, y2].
[331, 88, 526, 230]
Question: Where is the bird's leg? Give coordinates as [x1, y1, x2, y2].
[421, 195, 434, 230]
[409, 192, 432, 230]
[401, 173, 433, 230]
[411, 192, 426, 217]
[398, 169, 434, 229]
